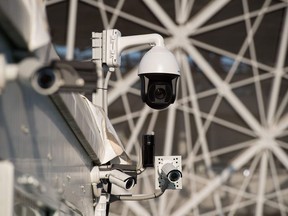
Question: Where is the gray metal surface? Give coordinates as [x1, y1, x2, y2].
[51, 93, 101, 165]
[0, 83, 94, 215]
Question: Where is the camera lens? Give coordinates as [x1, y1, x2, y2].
[154, 87, 166, 99]
[168, 170, 181, 182]
[37, 68, 56, 89]
[125, 178, 135, 190]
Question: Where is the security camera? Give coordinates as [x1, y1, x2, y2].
[91, 167, 136, 191]
[155, 156, 182, 190]
[18, 58, 63, 95]
[31, 66, 63, 95]
[18, 58, 88, 95]
[92, 30, 180, 110]
[138, 46, 180, 110]
[161, 163, 182, 183]
[108, 169, 135, 191]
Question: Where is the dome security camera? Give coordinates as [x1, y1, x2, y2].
[92, 29, 180, 110]
[138, 46, 180, 110]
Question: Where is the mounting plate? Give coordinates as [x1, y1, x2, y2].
[155, 156, 182, 190]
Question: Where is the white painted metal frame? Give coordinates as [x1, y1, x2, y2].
[0, 161, 14, 216]
[46, 0, 288, 215]
[66, 0, 78, 60]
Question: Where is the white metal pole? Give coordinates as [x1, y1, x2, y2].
[180, 52, 214, 169]
[163, 104, 177, 156]
[267, 7, 288, 125]
[189, 38, 273, 72]
[94, 195, 107, 216]
[82, 0, 168, 34]
[275, 90, 288, 122]
[270, 143, 288, 170]
[191, 2, 287, 36]
[143, 0, 178, 33]
[255, 151, 268, 216]
[185, 0, 231, 33]
[108, 67, 139, 105]
[191, 140, 254, 163]
[268, 152, 287, 216]
[0, 161, 14, 216]
[159, 104, 177, 215]
[98, 0, 109, 28]
[125, 106, 151, 154]
[66, 0, 78, 60]
[45, 0, 65, 6]
[228, 153, 262, 216]
[175, 0, 194, 25]
[146, 111, 159, 132]
[275, 113, 288, 135]
[242, 0, 266, 125]
[180, 51, 224, 214]
[108, 0, 125, 28]
[183, 44, 264, 136]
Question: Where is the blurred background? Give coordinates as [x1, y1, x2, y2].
[46, 0, 288, 215]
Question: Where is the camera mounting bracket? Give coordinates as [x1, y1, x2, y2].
[92, 29, 165, 68]
[155, 155, 182, 190]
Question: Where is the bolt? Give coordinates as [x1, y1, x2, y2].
[58, 187, 64, 194]
[76, 78, 84, 86]
[47, 153, 52, 161]
[20, 125, 29, 134]
[81, 185, 86, 193]
[39, 185, 47, 193]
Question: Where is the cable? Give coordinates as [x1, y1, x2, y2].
[103, 69, 112, 113]
[109, 179, 169, 202]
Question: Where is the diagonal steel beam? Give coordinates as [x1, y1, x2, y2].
[183, 44, 264, 135]
[143, 0, 178, 33]
[171, 141, 262, 216]
[185, 0, 231, 34]
[267, 7, 288, 125]
[256, 151, 268, 216]
[107, 67, 139, 105]
[66, 0, 78, 60]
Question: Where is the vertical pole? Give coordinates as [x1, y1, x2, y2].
[95, 195, 107, 216]
[267, 7, 288, 125]
[256, 151, 268, 216]
[66, 0, 78, 60]
[0, 161, 14, 216]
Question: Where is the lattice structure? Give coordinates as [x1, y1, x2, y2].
[46, 1, 288, 215]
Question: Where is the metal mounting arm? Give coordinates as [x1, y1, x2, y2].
[92, 29, 165, 68]
[118, 33, 165, 53]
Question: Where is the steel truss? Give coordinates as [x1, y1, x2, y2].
[46, 0, 288, 215]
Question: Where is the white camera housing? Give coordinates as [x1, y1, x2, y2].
[108, 169, 135, 191]
[138, 46, 180, 110]
[92, 29, 180, 110]
[18, 58, 63, 95]
[155, 156, 182, 190]
[90, 167, 135, 191]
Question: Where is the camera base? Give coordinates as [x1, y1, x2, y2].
[155, 156, 182, 190]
